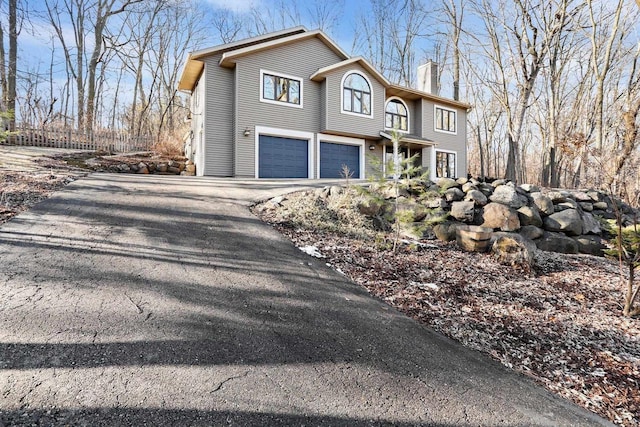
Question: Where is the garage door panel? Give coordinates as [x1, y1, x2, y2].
[320, 142, 360, 179]
[259, 135, 308, 178]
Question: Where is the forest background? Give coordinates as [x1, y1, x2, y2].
[1, 0, 639, 202]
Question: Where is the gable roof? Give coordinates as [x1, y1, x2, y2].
[218, 30, 349, 68]
[178, 26, 309, 91]
[387, 84, 471, 110]
[310, 57, 390, 86]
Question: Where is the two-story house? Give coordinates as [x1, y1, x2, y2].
[177, 26, 470, 179]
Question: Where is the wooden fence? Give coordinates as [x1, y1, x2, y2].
[1, 127, 154, 153]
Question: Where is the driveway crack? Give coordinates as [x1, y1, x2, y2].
[210, 370, 250, 393]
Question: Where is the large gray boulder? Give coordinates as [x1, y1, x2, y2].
[462, 182, 477, 193]
[491, 233, 536, 268]
[530, 192, 554, 216]
[481, 202, 521, 231]
[489, 184, 527, 208]
[519, 183, 540, 193]
[434, 177, 459, 190]
[464, 189, 488, 206]
[517, 205, 543, 227]
[450, 201, 475, 222]
[543, 209, 584, 236]
[433, 221, 458, 242]
[535, 231, 579, 254]
[444, 187, 465, 202]
[582, 212, 602, 235]
[573, 235, 606, 256]
[519, 225, 544, 240]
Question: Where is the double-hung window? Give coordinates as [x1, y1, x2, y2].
[342, 72, 372, 116]
[261, 70, 302, 107]
[435, 106, 456, 133]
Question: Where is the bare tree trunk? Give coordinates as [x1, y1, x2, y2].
[8, 0, 17, 130]
[0, 18, 6, 109]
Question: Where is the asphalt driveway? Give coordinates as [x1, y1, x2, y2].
[0, 174, 611, 426]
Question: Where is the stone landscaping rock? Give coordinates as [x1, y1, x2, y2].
[491, 179, 507, 187]
[517, 205, 543, 227]
[530, 192, 554, 216]
[519, 225, 544, 240]
[450, 201, 475, 222]
[579, 202, 593, 212]
[462, 182, 477, 193]
[478, 183, 495, 196]
[491, 233, 536, 268]
[423, 197, 448, 209]
[489, 184, 527, 208]
[571, 191, 592, 202]
[456, 177, 468, 185]
[481, 202, 520, 231]
[444, 187, 465, 202]
[464, 189, 488, 206]
[434, 177, 458, 190]
[535, 231, 579, 254]
[573, 235, 606, 256]
[519, 183, 540, 193]
[157, 163, 168, 172]
[137, 166, 149, 174]
[433, 221, 458, 242]
[582, 212, 602, 235]
[593, 201, 609, 210]
[546, 191, 570, 203]
[554, 199, 579, 211]
[543, 209, 584, 236]
[168, 166, 181, 174]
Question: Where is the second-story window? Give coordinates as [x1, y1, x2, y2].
[342, 72, 371, 116]
[385, 99, 408, 131]
[262, 71, 301, 106]
[435, 106, 456, 133]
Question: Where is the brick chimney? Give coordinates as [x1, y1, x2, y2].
[417, 60, 438, 95]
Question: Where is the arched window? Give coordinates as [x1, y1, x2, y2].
[342, 72, 371, 116]
[385, 99, 408, 131]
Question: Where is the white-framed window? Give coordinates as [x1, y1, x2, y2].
[341, 71, 373, 118]
[435, 149, 456, 178]
[385, 97, 409, 132]
[434, 105, 457, 134]
[260, 69, 303, 108]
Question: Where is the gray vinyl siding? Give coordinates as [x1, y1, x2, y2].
[323, 65, 385, 139]
[203, 53, 234, 176]
[365, 141, 384, 178]
[413, 101, 423, 138]
[233, 37, 344, 177]
[422, 99, 468, 178]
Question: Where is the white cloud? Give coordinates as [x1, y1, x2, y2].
[205, 0, 261, 13]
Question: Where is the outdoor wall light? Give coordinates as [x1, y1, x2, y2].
[369, 144, 376, 151]
[243, 127, 251, 137]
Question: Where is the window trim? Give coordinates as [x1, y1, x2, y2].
[259, 69, 304, 109]
[434, 104, 457, 135]
[384, 96, 410, 133]
[340, 70, 374, 119]
[433, 148, 457, 179]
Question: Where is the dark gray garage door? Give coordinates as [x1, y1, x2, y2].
[320, 142, 360, 178]
[258, 135, 308, 178]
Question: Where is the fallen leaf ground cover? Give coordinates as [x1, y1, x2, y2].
[255, 192, 640, 426]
